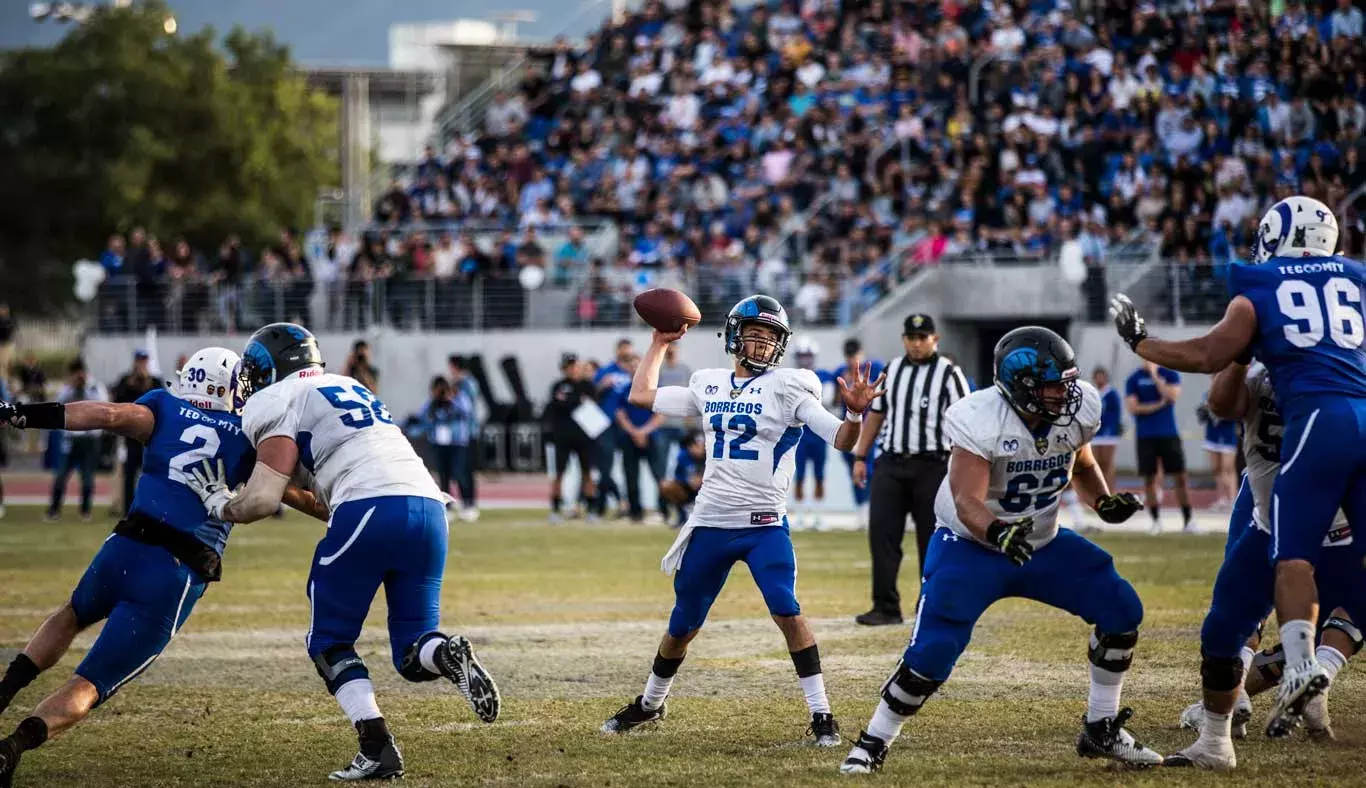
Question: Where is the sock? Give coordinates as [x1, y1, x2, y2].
[0, 655, 41, 710]
[1086, 664, 1125, 722]
[552, 493, 563, 513]
[866, 700, 910, 744]
[418, 637, 444, 674]
[1181, 505, 1193, 526]
[355, 717, 392, 758]
[1316, 645, 1347, 681]
[335, 679, 383, 724]
[1237, 646, 1255, 701]
[791, 644, 830, 715]
[1195, 709, 1232, 748]
[1280, 619, 1316, 665]
[1148, 506, 1159, 523]
[641, 652, 684, 711]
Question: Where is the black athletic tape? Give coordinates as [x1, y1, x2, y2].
[1199, 650, 1244, 693]
[397, 631, 447, 683]
[652, 651, 685, 679]
[1322, 616, 1364, 656]
[790, 645, 822, 678]
[1089, 630, 1138, 672]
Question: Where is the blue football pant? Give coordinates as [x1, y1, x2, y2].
[669, 525, 800, 638]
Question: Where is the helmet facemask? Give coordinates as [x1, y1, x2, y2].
[734, 321, 786, 373]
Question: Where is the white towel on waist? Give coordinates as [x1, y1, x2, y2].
[661, 522, 698, 576]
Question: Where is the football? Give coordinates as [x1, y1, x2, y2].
[633, 288, 702, 332]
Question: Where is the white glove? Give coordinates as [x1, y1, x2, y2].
[187, 458, 236, 520]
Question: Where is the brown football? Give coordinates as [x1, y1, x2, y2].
[634, 288, 702, 332]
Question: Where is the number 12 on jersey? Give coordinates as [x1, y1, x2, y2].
[710, 413, 759, 461]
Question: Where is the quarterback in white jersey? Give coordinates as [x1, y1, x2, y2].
[842, 327, 1161, 775]
[182, 323, 499, 782]
[601, 295, 883, 746]
[1168, 359, 1366, 769]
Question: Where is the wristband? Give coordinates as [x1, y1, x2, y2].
[852, 455, 867, 462]
[845, 410, 863, 424]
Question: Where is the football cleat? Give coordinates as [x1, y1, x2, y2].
[1303, 693, 1334, 742]
[328, 743, 404, 781]
[435, 635, 501, 724]
[839, 730, 888, 774]
[1076, 708, 1163, 767]
[1178, 696, 1252, 739]
[808, 713, 841, 747]
[0, 743, 19, 788]
[601, 696, 666, 733]
[1266, 659, 1329, 738]
[1165, 737, 1237, 771]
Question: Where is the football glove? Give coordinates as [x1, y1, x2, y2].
[0, 401, 14, 427]
[1108, 293, 1148, 352]
[986, 517, 1035, 567]
[1094, 492, 1142, 525]
[186, 458, 235, 520]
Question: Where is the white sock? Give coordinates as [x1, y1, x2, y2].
[1086, 664, 1124, 722]
[1316, 645, 1347, 681]
[418, 637, 444, 674]
[866, 699, 910, 744]
[335, 679, 383, 723]
[1280, 619, 1316, 665]
[1237, 646, 1255, 701]
[1195, 708, 1232, 748]
[642, 672, 673, 710]
[800, 673, 831, 715]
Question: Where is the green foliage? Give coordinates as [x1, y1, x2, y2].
[0, 0, 338, 313]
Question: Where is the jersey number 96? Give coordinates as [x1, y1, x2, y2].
[321, 385, 394, 429]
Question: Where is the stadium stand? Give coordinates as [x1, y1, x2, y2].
[90, 0, 1366, 334]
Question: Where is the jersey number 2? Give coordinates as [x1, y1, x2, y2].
[168, 425, 221, 487]
[1000, 469, 1070, 514]
[321, 385, 394, 429]
[1276, 278, 1364, 349]
[710, 413, 759, 461]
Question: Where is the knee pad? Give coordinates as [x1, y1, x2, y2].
[396, 631, 446, 683]
[313, 645, 370, 695]
[1089, 630, 1138, 673]
[1253, 643, 1285, 684]
[880, 660, 942, 717]
[1322, 616, 1364, 656]
[1199, 649, 1244, 693]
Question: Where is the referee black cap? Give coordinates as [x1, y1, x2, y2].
[560, 352, 579, 369]
[903, 313, 936, 336]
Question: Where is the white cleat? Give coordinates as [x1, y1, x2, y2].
[1304, 692, 1335, 742]
[460, 506, 480, 523]
[812, 514, 826, 532]
[548, 511, 565, 525]
[1165, 737, 1237, 770]
[1178, 702, 1204, 731]
[855, 503, 870, 530]
[1180, 697, 1252, 739]
[1076, 708, 1163, 767]
[1149, 519, 1162, 535]
[1267, 659, 1330, 738]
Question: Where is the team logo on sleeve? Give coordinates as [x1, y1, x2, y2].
[1001, 439, 1019, 452]
[705, 385, 719, 395]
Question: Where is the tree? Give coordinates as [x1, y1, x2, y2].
[0, 0, 338, 313]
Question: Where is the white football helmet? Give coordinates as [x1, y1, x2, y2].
[1253, 196, 1339, 263]
[177, 347, 243, 414]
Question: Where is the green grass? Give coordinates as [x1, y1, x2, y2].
[1, 507, 1364, 786]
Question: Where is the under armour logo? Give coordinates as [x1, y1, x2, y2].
[943, 532, 959, 542]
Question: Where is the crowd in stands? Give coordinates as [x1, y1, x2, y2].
[92, 1, 1366, 333]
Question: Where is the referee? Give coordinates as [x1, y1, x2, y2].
[852, 314, 969, 626]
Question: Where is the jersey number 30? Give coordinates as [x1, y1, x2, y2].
[321, 385, 394, 429]
[1277, 278, 1364, 349]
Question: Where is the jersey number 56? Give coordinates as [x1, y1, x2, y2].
[321, 385, 394, 429]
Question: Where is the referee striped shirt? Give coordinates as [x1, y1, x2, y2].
[870, 354, 970, 455]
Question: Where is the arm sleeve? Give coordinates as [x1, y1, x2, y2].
[942, 401, 991, 460]
[1077, 382, 1103, 445]
[795, 398, 843, 445]
[241, 386, 299, 446]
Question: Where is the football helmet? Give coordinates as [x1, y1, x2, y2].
[993, 326, 1083, 426]
[239, 322, 324, 400]
[1252, 196, 1338, 263]
[177, 347, 243, 414]
[721, 295, 792, 373]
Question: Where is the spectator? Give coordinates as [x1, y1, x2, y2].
[592, 338, 634, 516]
[345, 340, 380, 393]
[1125, 361, 1193, 534]
[446, 354, 480, 517]
[554, 226, 591, 286]
[110, 350, 160, 517]
[47, 359, 107, 522]
[0, 373, 7, 518]
[422, 375, 478, 520]
[614, 353, 666, 524]
[14, 352, 46, 453]
[1090, 367, 1123, 494]
[1332, 0, 1365, 39]
[658, 429, 705, 528]
[0, 304, 13, 380]
[212, 236, 245, 332]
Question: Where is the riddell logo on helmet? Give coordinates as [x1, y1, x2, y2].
[297, 368, 323, 379]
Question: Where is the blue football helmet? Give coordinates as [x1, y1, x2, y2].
[993, 326, 1082, 426]
[721, 295, 792, 373]
[239, 322, 324, 400]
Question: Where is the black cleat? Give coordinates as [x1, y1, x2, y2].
[0, 744, 18, 788]
[808, 713, 842, 747]
[328, 745, 404, 781]
[435, 635, 501, 723]
[601, 695, 666, 733]
[839, 730, 888, 774]
[854, 610, 903, 627]
[1076, 708, 1163, 767]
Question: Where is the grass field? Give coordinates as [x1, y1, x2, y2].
[1, 506, 1364, 787]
